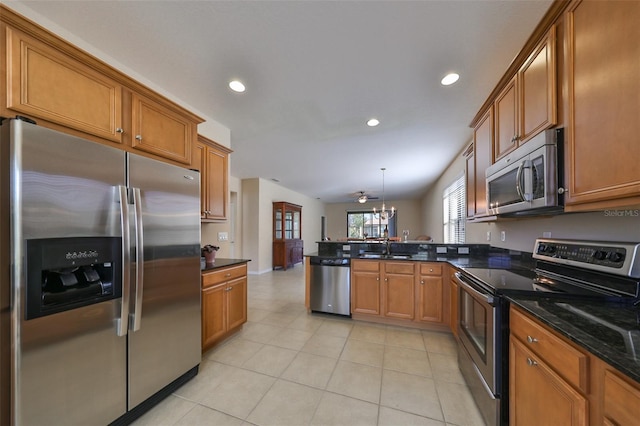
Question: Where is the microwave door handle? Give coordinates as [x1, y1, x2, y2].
[516, 160, 533, 201]
[522, 159, 534, 201]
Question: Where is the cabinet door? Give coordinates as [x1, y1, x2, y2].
[131, 92, 194, 164]
[565, 0, 640, 210]
[494, 77, 518, 160]
[383, 273, 415, 320]
[417, 275, 443, 323]
[510, 337, 588, 426]
[519, 26, 557, 144]
[351, 271, 380, 315]
[473, 107, 493, 217]
[227, 277, 247, 331]
[205, 146, 228, 220]
[202, 284, 226, 350]
[5, 26, 123, 143]
[603, 369, 640, 426]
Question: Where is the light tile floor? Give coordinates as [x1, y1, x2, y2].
[133, 267, 486, 426]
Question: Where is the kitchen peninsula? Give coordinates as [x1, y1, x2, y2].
[306, 240, 640, 425]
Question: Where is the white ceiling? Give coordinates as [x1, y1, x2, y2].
[10, 0, 553, 203]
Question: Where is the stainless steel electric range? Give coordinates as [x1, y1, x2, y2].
[454, 239, 640, 426]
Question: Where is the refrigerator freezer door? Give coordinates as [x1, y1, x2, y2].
[9, 120, 127, 425]
[127, 153, 201, 408]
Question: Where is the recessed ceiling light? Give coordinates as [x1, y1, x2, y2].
[441, 73, 460, 86]
[229, 80, 246, 93]
[367, 118, 380, 127]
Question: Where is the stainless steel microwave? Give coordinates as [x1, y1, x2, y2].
[486, 128, 563, 216]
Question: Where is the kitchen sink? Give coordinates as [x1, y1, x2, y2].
[360, 253, 412, 260]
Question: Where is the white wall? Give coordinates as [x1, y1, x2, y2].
[420, 144, 468, 243]
[241, 178, 325, 274]
[324, 199, 423, 241]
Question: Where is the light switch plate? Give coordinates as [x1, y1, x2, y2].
[218, 232, 229, 241]
[458, 247, 470, 255]
[436, 246, 447, 254]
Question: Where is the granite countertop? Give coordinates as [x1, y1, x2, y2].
[201, 258, 251, 272]
[509, 296, 640, 383]
[306, 252, 535, 271]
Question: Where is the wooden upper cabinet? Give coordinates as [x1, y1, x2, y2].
[130, 92, 195, 165]
[494, 26, 557, 161]
[564, 0, 640, 210]
[471, 107, 493, 218]
[494, 78, 518, 160]
[196, 135, 232, 221]
[4, 26, 123, 143]
[1, 6, 204, 166]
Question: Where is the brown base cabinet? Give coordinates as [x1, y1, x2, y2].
[416, 263, 444, 324]
[510, 305, 640, 426]
[351, 260, 381, 315]
[201, 264, 247, 352]
[350, 260, 448, 329]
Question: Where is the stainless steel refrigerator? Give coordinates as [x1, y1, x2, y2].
[0, 118, 201, 425]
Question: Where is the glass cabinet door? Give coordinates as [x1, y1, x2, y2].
[285, 211, 293, 239]
[293, 211, 300, 239]
[275, 208, 282, 239]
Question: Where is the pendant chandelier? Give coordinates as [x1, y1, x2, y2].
[373, 168, 395, 220]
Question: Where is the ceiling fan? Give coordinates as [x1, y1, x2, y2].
[352, 191, 379, 204]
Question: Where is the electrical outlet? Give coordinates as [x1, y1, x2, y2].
[543, 231, 552, 238]
[500, 231, 506, 242]
[458, 247, 470, 255]
[436, 246, 447, 254]
[218, 232, 228, 241]
[486, 231, 491, 241]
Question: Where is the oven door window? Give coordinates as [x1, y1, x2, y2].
[460, 290, 489, 362]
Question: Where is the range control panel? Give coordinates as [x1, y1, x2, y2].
[533, 239, 640, 278]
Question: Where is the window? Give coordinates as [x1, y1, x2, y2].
[443, 174, 466, 243]
[347, 211, 397, 238]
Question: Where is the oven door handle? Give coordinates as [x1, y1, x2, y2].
[454, 272, 496, 306]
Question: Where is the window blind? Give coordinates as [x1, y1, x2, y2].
[443, 174, 466, 244]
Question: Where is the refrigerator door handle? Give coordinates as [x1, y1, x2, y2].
[131, 187, 144, 332]
[117, 185, 131, 337]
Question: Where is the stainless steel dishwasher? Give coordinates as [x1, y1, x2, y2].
[309, 257, 351, 317]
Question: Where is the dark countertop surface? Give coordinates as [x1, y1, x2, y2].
[201, 258, 251, 272]
[508, 296, 640, 383]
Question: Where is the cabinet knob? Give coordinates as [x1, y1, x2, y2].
[526, 358, 538, 367]
[429, 268, 434, 272]
[115, 127, 124, 134]
[527, 335, 538, 343]
[420, 280, 424, 285]
[225, 273, 231, 277]
[376, 277, 380, 281]
[135, 135, 142, 141]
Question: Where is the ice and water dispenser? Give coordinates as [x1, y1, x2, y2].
[25, 237, 122, 320]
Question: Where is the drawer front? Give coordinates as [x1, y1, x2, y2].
[352, 260, 380, 273]
[419, 263, 442, 276]
[384, 261, 415, 275]
[510, 307, 589, 392]
[202, 264, 247, 288]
